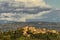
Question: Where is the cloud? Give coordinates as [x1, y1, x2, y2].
[56, 8, 60, 10]
[0, 0, 13, 2]
[0, 0, 51, 14]
[19, 10, 51, 22]
[0, 3, 51, 14]
[0, 0, 52, 22]
[15, 0, 51, 8]
[0, 10, 51, 22]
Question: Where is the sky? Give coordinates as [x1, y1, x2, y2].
[45, 0, 60, 9]
[0, 0, 60, 22]
[0, 0, 60, 9]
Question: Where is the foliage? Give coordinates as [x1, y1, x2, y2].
[0, 27, 60, 40]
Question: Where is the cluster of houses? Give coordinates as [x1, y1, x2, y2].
[22, 26, 59, 37]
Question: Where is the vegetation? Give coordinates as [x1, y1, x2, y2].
[0, 26, 60, 40]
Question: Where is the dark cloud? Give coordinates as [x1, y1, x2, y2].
[0, 2, 51, 14]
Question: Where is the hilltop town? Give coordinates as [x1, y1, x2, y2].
[0, 25, 60, 40]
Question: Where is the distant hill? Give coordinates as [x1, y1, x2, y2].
[0, 22, 60, 31]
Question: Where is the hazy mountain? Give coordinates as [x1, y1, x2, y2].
[0, 20, 16, 24]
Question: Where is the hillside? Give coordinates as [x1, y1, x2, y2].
[0, 26, 60, 40]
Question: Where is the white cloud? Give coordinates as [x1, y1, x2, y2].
[0, 10, 51, 22]
[0, 0, 14, 2]
[0, 0, 51, 8]
[0, 0, 52, 22]
[56, 8, 60, 10]
[15, 0, 51, 8]
[18, 10, 51, 22]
